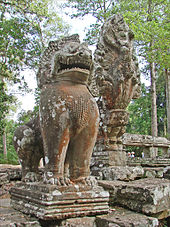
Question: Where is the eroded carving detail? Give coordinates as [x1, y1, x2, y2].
[13, 116, 43, 180]
[14, 15, 141, 182]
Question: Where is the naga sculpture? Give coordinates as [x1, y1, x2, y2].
[90, 14, 141, 168]
[14, 34, 99, 185]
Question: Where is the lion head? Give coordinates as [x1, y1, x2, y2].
[37, 34, 93, 88]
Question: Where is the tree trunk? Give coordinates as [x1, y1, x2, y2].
[165, 69, 170, 139]
[3, 131, 7, 159]
[147, 0, 158, 137]
[150, 62, 158, 137]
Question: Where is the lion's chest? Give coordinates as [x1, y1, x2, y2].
[40, 83, 98, 133]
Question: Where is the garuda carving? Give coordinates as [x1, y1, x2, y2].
[14, 34, 99, 185]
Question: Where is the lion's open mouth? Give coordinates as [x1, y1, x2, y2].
[58, 61, 91, 73]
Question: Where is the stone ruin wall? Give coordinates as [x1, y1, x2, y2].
[91, 132, 170, 178]
[122, 133, 170, 158]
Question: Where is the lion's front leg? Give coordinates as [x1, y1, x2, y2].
[68, 108, 99, 186]
[40, 105, 71, 185]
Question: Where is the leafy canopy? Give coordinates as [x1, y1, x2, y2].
[0, 0, 69, 81]
[0, 0, 69, 132]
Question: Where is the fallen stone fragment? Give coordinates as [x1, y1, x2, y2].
[163, 166, 170, 179]
[101, 166, 144, 181]
[98, 178, 170, 218]
[96, 206, 159, 227]
[0, 171, 9, 185]
[0, 165, 21, 186]
[144, 167, 164, 178]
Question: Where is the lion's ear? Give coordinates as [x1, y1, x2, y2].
[49, 40, 59, 51]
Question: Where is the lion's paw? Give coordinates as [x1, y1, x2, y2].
[73, 176, 97, 186]
[43, 172, 71, 186]
[55, 176, 71, 186]
[23, 172, 41, 182]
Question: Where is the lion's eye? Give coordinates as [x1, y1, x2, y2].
[70, 47, 78, 54]
[68, 43, 79, 53]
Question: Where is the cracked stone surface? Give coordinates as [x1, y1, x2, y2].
[99, 178, 170, 218]
[0, 198, 41, 227]
[96, 206, 159, 227]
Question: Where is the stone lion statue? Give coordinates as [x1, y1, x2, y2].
[14, 15, 141, 185]
[14, 34, 99, 185]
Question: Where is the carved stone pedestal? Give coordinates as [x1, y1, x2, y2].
[10, 182, 109, 220]
[107, 148, 127, 167]
[91, 109, 128, 177]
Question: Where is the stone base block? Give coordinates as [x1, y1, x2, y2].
[99, 178, 170, 218]
[0, 165, 21, 185]
[144, 167, 164, 178]
[10, 182, 109, 220]
[163, 166, 170, 179]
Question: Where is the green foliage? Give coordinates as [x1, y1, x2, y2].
[156, 70, 167, 136]
[64, 0, 115, 21]
[0, 0, 69, 133]
[0, 120, 19, 165]
[16, 87, 40, 125]
[127, 83, 152, 135]
[16, 109, 37, 125]
[0, 82, 16, 136]
[1, 0, 69, 80]
[0, 150, 19, 165]
[127, 76, 167, 137]
[119, 0, 170, 69]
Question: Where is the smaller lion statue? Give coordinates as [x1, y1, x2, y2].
[14, 34, 99, 185]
